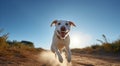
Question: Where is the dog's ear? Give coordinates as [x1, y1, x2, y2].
[51, 20, 57, 27]
[69, 21, 76, 27]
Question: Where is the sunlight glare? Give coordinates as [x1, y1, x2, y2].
[70, 32, 92, 48]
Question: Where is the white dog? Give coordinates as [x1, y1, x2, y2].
[50, 20, 76, 63]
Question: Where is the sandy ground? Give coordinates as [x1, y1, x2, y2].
[39, 51, 120, 66]
[0, 51, 120, 66]
[72, 53, 120, 66]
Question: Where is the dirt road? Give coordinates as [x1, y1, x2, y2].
[72, 53, 120, 66]
[0, 51, 120, 66]
[39, 51, 120, 66]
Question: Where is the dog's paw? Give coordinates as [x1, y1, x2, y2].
[67, 57, 71, 63]
[58, 56, 63, 63]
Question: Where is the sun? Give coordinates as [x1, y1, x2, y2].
[70, 34, 81, 45]
[70, 33, 82, 48]
[70, 32, 92, 48]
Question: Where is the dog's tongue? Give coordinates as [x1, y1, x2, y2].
[61, 32, 66, 37]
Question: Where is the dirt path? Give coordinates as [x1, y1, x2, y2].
[0, 51, 120, 66]
[72, 53, 120, 66]
[39, 51, 120, 66]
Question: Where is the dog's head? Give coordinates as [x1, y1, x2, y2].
[51, 20, 76, 39]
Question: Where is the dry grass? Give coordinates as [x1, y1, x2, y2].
[0, 30, 44, 66]
[0, 44, 44, 66]
[72, 35, 120, 57]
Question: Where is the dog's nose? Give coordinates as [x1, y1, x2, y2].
[61, 26, 66, 31]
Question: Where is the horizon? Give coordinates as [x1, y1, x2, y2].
[0, 0, 120, 49]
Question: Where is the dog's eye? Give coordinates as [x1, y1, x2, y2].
[58, 23, 61, 25]
[65, 23, 68, 26]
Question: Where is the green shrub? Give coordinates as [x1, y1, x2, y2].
[111, 39, 120, 53]
[102, 43, 113, 52]
[91, 44, 100, 49]
[84, 35, 120, 54]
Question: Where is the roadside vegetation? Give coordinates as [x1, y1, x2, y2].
[72, 34, 120, 56]
[0, 29, 43, 64]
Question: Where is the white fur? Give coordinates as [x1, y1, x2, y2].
[50, 20, 76, 63]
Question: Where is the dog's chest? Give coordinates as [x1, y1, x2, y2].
[57, 40, 65, 49]
[55, 36, 70, 49]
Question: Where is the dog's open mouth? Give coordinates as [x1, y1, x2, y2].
[57, 30, 68, 38]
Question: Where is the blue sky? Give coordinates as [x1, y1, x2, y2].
[0, 0, 120, 49]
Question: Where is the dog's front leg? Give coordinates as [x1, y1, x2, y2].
[66, 46, 71, 63]
[52, 46, 63, 63]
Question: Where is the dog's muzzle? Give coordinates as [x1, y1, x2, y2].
[57, 30, 69, 38]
